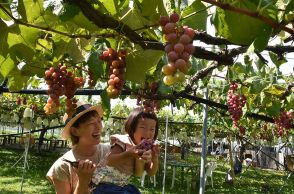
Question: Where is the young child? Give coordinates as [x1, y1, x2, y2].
[92, 107, 160, 194]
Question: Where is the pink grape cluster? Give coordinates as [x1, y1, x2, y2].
[136, 82, 160, 113]
[239, 126, 246, 136]
[100, 48, 126, 98]
[259, 123, 273, 141]
[137, 139, 154, 151]
[44, 65, 84, 116]
[274, 111, 293, 137]
[159, 13, 196, 86]
[227, 82, 247, 128]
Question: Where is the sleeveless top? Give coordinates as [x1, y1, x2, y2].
[92, 134, 135, 186]
[46, 143, 111, 193]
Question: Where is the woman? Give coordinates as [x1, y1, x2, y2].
[46, 103, 110, 194]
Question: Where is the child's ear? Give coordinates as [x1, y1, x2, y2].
[70, 127, 80, 136]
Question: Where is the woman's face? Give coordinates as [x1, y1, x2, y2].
[133, 117, 156, 145]
[74, 116, 103, 145]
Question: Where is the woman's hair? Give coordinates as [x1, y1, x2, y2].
[125, 107, 159, 141]
[70, 110, 100, 145]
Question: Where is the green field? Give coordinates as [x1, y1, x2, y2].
[0, 148, 293, 194]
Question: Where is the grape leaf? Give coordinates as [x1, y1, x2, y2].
[0, 54, 15, 77]
[181, 1, 207, 31]
[100, 90, 111, 118]
[18, 0, 44, 23]
[125, 49, 164, 83]
[86, 50, 105, 81]
[263, 84, 285, 97]
[0, 0, 13, 20]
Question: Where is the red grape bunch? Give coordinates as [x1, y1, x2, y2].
[259, 123, 273, 141]
[239, 125, 246, 136]
[136, 81, 160, 113]
[159, 13, 196, 86]
[274, 111, 293, 137]
[100, 48, 126, 98]
[137, 139, 154, 151]
[44, 65, 84, 116]
[227, 82, 247, 128]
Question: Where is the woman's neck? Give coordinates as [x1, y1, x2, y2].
[73, 144, 97, 157]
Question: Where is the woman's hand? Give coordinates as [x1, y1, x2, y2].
[75, 159, 96, 185]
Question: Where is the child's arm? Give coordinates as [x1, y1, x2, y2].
[107, 144, 142, 167]
[145, 144, 160, 176]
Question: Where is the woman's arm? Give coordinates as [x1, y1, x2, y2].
[51, 178, 71, 194]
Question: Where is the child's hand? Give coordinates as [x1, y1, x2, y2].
[74, 159, 96, 185]
[140, 150, 152, 163]
[126, 146, 144, 158]
[152, 144, 160, 159]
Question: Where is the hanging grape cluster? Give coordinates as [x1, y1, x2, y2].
[159, 13, 196, 86]
[44, 65, 84, 116]
[274, 111, 293, 137]
[259, 123, 273, 141]
[239, 125, 246, 136]
[100, 48, 126, 98]
[87, 70, 96, 87]
[136, 81, 160, 113]
[227, 82, 247, 128]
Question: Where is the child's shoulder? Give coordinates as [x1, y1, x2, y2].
[110, 134, 132, 144]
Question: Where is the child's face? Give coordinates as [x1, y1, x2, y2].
[74, 116, 103, 145]
[133, 117, 156, 145]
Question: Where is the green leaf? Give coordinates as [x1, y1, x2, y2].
[7, 67, 30, 91]
[86, 50, 105, 81]
[0, 20, 9, 57]
[59, 3, 80, 22]
[181, 1, 208, 31]
[244, 76, 267, 94]
[157, 80, 172, 95]
[121, 7, 151, 30]
[52, 35, 84, 63]
[212, 1, 275, 45]
[0, 54, 15, 77]
[0, 0, 13, 20]
[252, 26, 272, 51]
[285, 93, 294, 109]
[125, 49, 164, 83]
[100, 90, 111, 118]
[100, 0, 118, 15]
[265, 101, 281, 116]
[263, 84, 285, 97]
[269, 52, 287, 68]
[18, 0, 44, 23]
[285, 0, 294, 14]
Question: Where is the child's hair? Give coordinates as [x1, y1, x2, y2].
[125, 107, 159, 141]
[70, 110, 100, 145]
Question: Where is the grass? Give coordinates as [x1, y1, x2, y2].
[0, 148, 293, 194]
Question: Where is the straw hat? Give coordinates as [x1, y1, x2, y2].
[62, 102, 103, 139]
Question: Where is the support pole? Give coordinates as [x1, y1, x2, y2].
[199, 89, 209, 194]
[162, 108, 169, 194]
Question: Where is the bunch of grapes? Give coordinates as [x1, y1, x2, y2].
[87, 70, 96, 87]
[227, 82, 247, 128]
[159, 13, 196, 86]
[100, 48, 126, 98]
[137, 139, 154, 151]
[239, 126, 246, 136]
[136, 81, 160, 113]
[44, 65, 84, 116]
[259, 123, 273, 141]
[274, 111, 293, 137]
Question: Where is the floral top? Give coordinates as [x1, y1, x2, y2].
[92, 134, 135, 186]
[46, 143, 110, 193]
